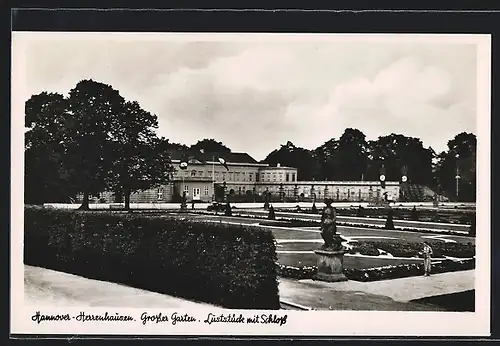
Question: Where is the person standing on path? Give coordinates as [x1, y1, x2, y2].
[422, 241, 433, 276]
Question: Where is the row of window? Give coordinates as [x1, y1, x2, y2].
[126, 185, 394, 201]
[259, 172, 296, 182]
[175, 170, 258, 182]
[183, 185, 210, 196]
[173, 169, 298, 183]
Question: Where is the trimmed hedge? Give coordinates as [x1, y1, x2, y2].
[24, 206, 280, 309]
[278, 259, 475, 282]
[352, 240, 475, 259]
[255, 217, 472, 237]
[277, 264, 317, 280]
[344, 259, 475, 282]
[285, 207, 474, 225]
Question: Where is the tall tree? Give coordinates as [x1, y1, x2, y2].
[366, 134, 434, 185]
[263, 141, 320, 181]
[66, 79, 126, 210]
[166, 142, 190, 151]
[335, 128, 369, 181]
[190, 139, 231, 153]
[25, 92, 76, 203]
[434, 132, 476, 201]
[314, 138, 339, 181]
[108, 101, 174, 210]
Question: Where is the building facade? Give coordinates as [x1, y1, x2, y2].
[84, 150, 400, 204]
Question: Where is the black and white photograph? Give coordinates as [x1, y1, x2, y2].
[11, 31, 491, 336]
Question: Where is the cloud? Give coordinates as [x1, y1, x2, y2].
[18, 34, 477, 160]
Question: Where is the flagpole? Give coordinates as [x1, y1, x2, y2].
[212, 156, 215, 202]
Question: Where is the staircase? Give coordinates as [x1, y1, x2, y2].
[401, 184, 447, 202]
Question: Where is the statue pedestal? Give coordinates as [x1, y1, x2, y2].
[313, 249, 348, 282]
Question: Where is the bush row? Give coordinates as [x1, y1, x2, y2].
[344, 259, 475, 282]
[349, 240, 475, 258]
[24, 206, 280, 309]
[278, 259, 475, 282]
[253, 217, 471, 238]
[285, 207, 474, 225]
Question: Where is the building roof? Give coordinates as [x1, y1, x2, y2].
[259, 166, 297, 171]
[168, 149, 260, 165]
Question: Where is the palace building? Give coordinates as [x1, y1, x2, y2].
[91, 150, 400, 204]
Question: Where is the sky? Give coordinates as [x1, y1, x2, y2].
[14, 33, 481, 161]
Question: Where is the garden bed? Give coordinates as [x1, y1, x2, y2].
[253, 217, 472, 237]
[279, 207, 475, 225]
[278, 258, 475, 282]
[348, 240, 475, 259]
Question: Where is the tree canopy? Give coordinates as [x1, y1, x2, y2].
[25, 79, 174, 209]
[190, 139, 231, 153]
[24, 82, 477, 205]
[261, 129, 476, 201]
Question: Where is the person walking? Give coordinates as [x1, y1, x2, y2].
[422, 241, 433, 276]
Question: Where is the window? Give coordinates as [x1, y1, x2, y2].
[249, 173, 253, 181]
[157, 188, 163, 200]
[222, 173, 226, 181]
[198, 170, 203, 176]
[242, 172, 246, 181]
[184, 185, 189, 195]
[191, 170, 196, 177]
[204, 185, 209, 196]
[286, 173, 290, 182]
[235, 172, 240, 181]
[292, 173, 296, 181]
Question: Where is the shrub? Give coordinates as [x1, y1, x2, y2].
[469, 217, 476, 237]
[356, 206, 365, 217]
[24, 206, 280, 309]
[268, 205, 276, 220]
[349, 241, 379, 256]
[385, 209, 395, 230]
[277, 264, 317, 280]
[224, 202, 232, 216]
[311, 203, 318, 214]
[411, 206, 419, 221]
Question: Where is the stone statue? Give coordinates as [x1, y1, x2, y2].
[320, 198, 342, 250]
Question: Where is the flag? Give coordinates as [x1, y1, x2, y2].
[196, 149, 207, 164]
[218, 156, 229, 171]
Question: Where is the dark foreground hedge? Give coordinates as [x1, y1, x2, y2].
[24, 206, 280, 309]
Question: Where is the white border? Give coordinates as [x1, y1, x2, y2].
[10, 32, 491, 337]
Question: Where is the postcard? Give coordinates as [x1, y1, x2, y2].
[11, 31, 491, 337]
